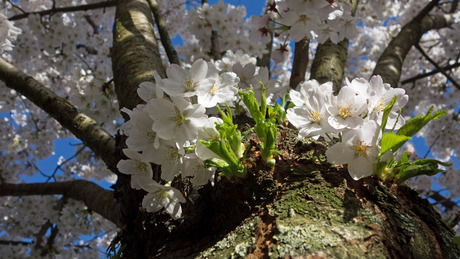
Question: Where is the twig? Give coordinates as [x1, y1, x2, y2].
[8, 0, 116, 21]
[423, 132, 441, 159]
[84, 15, 99, 35]
[401, 62, 460, 85]
[414, 44, 460, 91]
[429, 190, 458, 210]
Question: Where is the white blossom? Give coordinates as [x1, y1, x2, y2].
[326, 120, 380, 180]
[139, 179, 186, 220]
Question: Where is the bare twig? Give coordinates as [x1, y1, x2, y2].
[414, 44, 460, 90]
[84, 15, 99, 35]
[8, 1, 117, 21]
[401, 62, 460, 85]
[429, 191, 458, 211]
[0, 240, 32, 246]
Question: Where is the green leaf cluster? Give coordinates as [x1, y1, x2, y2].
[199, 104, 247, 179]
[239, 87, 281, 167]
[388, 152, 451, 184]
[377, 99, 449, 184]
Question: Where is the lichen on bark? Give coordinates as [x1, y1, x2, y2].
[189, 126, 460, 258]
[112, 117, 460, 258]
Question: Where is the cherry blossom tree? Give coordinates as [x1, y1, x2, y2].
[0, 0, 459, 257]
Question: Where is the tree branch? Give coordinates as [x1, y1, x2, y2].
[414, 44, 460, 90]
[310, 39, 348, 94]
[289, 36, 309, 89]
[0, 58, 118, 173]
[372, 0, 453, 87]
[33, 197, 67, 253]
[429, 191, 458, 211]
[309, 0, 358, 94]
[147, 0, 180, 65]
[0, 180, 122, 227]
[8, 0, 117, 21]
[0, 240, 32, 246]
[401, 62, 460, 85]
[112, 0, 166, 111]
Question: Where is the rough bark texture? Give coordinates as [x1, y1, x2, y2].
[109, 1, 459, 258]
[112, 0, 166, 112]
[310, 39, 348, 94]
[111, 0, 169, 256]
[114, 120, 460, 258]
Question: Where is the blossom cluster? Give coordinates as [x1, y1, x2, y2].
[0, 10, 21, 52]
[254, 0, 360, 44]
[287, 75, 408, 180]
[117, 52, 284, 219]
[180, 1, 268, 62]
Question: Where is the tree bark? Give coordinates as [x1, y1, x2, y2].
[113, 124, 460, 258]
[111, 0, 168, 256]
[112, 0, 166, 112]
[107, 1, 460, 258]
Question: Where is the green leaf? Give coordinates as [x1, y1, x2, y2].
[393, 106, 446, 151]
[394, 158, 451, 184]
[239, 89, 263, 123]
[380, 132, 411, 155]
[203, 158, 229, 169]
[400, 151, 409, 164]
[259, 82, 267, 119]
[380, 95, 398, 133]
[216, 103, 233, 125]
[410, 158, 451, 167]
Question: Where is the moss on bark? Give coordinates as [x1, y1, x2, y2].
[115, 120, 460, 258]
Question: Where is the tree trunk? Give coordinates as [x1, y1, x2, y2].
[115, 122, 460, 258]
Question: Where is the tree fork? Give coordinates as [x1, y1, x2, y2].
[373, 0, 453, 87]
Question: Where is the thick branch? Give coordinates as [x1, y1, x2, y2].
[310, 38, 348, 94]
[0, 180, 122, 227]
[0, 58, 118, 172]
[112, 0, 166, 111]
[210, 30, 222, 60]
[289, 36, 309, 89]
[147, 0, 180, 65]
[8, 0, 116, 21]
[309, 0, 358, 93]
[372, 1, 452, 87]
